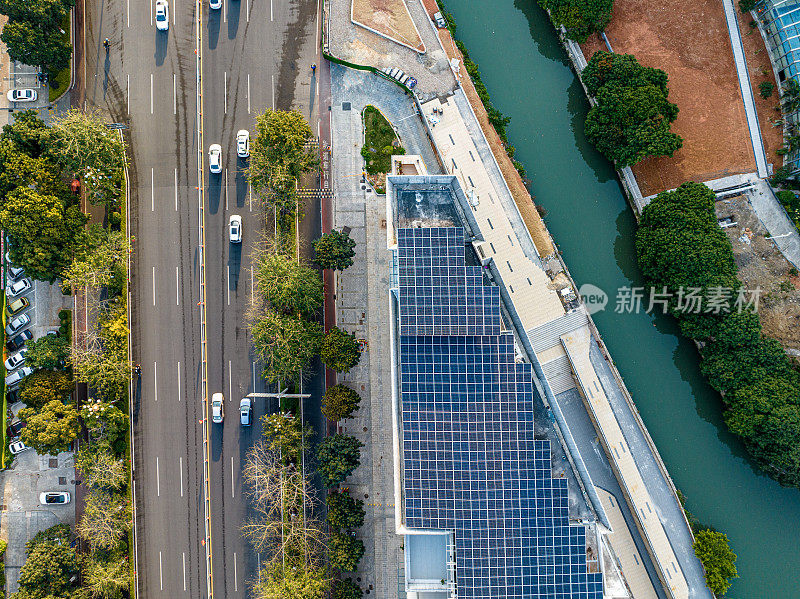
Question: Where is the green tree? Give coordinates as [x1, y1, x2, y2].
[759, 81, 775, 99]
[80, 400, 129, 450]
[76, 444, 127, 491]
[254, 251, 322, 316]
[0, 186, 87, 281]
[0, 140, 67, 206]
[313, 230, 356, 270]
[326, 490, 365, 530]
[26, 523, 70, 550]
[329, 530, 365, 572]
[19, 400, 79, 455]
[316, 434, 363, 487]
[63, 228, 130, 289]
[582, 52, 682, 167]
[252, 560, 330, 599]
[77, 489, 130, 551]
[261, 412, 312, 464]
[82, 556, 130, 599]
[0, 19, 71, 75]
[693, 530, 738, 596]
[24, 335, 70, 371]
[321, 384, 361, 422]
[320, 327, 361, 373]
[332, 578, 363, 599]
[18, 369, 74, 410]
[13, 526, 81, 599]
[251, 311, 322, 383]
[0, 0, 74, 29]
[538, 0, 614, 43]
[1, 109, 50, 158]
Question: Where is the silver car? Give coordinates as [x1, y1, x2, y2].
[240, 397, 252, 426]
[5, 366, 33, 387]
[4, 348, 28, 371]
[6, 313, 30, 336]
[6, 277, 32, 298]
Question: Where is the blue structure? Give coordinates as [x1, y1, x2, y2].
[397, 227, 603, 598]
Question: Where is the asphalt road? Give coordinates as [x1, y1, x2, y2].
[81, 0, 321, 597]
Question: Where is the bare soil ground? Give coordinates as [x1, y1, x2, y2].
[716, 195, 800, 349]
[351, 0, 424, 52]
[582, 0, 756, 196]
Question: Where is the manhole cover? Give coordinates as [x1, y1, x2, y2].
[48, 458, 58, 468]
[58, 477, 67, 485]
[342, 102, 351, 111]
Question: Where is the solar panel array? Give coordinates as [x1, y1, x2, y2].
[398, 227, 603, 599]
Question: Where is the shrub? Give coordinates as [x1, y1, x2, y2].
[321, 384, 362, 422]
[327, 490, 366, 529]
[314, 229, 357, 271]
[759, 81, 775, 98]
[320, 327, 361, 373]
[693, 530, 738, 596]
[317, 434, 363, 487]
[329, 530, 365, 572]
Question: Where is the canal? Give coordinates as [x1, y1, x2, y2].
[441, 0, 800, 596]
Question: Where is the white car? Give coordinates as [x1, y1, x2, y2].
[208, 144, 222, 173]
[210, 0, 222, 9]
[155, 0, 169, 30]
[240, 397, 251, 426]
[9, 439, 29, 455]
[229, 215, 242, 243]
[6, 277, 32, 298]
[5, 366, 33, 387]
[7, 89, 37, 102]
[6, 313, 30, 336]
[236, 130, 250, 157]
[5, 348, 28, 371]
[211, 392, 224, 423]
[39, 492, 70, 505]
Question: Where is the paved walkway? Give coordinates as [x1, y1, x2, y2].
[722, 0, 769, 178]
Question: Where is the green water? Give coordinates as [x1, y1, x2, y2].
[442, 0, 800, 595]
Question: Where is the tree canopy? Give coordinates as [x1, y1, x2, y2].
[19, 400, 80, 455]
[316, 434, 363, 487]
[77, 489, 130, 551]
[326, 490, 365, 530]
[1, 109, 50, 158]
[693, 530, 738, 597]
[63, 228, 130, 289]
[328, 531, 365, 572]
[254, 251, 322, 317]
[13, 525, 81, 599]
[583, 51, 682, 167]
[76, 444, 128, 491]
[314, 230, 356, 271]
[333, 578, 363, 599]
[19, 369, 74, 410]
[321, 384, 361, 422]
[0, 18, 71, 75]
[261, 412, 312, 464]
[25, 335, 70, 371]
[320, 327, 361, 373]
[537, 0, 614, 43]
[251, 311, 322, 383]
[252, 560, 329, 599]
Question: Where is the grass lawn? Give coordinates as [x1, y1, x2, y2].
[361, 105, 404, 181]
[48, 14, 72, 102]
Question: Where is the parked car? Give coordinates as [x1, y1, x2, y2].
[6, 277, 32, 298]
[211, 392, 224, 423]
[7, 296, 30, 316]
[8, 266, 24, 281]
[8, 419, 25, 438]
[6, 313, 30, 336]
[5, 348, 28, 371]
[229, 215, 242, 243]
[155, 0, 169, 30]
[6, 329, 32, 351]
[9, 439, 29, 455]
[433, 11, 447, 28]
[208, 144, 222, 173]
[39, 492, 70, 505]
[5, 366, 33, 387]
[240, 397, 251, 426]
[236, 129, 250, 157]
[381, 67, 416, 89]
[7, 389, 20, 405]
[7, 89, 37, 102]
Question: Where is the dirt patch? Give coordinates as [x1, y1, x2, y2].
[582, 0, 756, 196]
[716, 195, 800, 349]
[351, 0, 424, 52]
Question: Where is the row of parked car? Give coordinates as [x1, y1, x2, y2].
[5, 262, 35, 389]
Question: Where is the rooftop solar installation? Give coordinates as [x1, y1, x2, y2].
[398, 227, 603, 598]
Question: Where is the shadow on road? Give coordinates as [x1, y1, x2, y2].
[309, 72, 316, 115]
[228, 242, 241, 290]
[155, 31, 168, 67]
[235, 163, 247, 207]
[228, 0, 240, 39]
[208, 174, 222, 214]
[207, 8, 221, 50]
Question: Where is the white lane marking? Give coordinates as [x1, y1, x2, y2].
[271, 74, 275, 110]
[158, 550, 163, 590]
[156, 457, 160, 496]
[173, 73, 177, 115]
[248, 182, 252, 212]
[176, 266, 180, 305]
[231, 457, 235, 498]
[150, 73, 153, 114]
[179, 456, 184, 497]
[247, 74, 251, 114]
[233, 551, 238, 591]
[154, 361, 158, 402]
[182, 552, 186, 590]
[127, 0, 130, 27]
[225, 168, 228, 211]
[223, 0, 227, 22]
[246, 0, 250, 22]
[257, 553, 261, 582]
[228, 361, 232, 401]
[151, 168, 155, 211]
[270, 0, 273, 21]
[150, 0, 153, 26]
[315, 0, 320, 49]
[227, 266, 230, 306]
[127, 74, 130, 113]
[174, 168, 178, 211]
[224, 72, 227, 114]
[177, 360, 181, 401]
[252, 362, 256, 392]
[152, 266, 156, 305]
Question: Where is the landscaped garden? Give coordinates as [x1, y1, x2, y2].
[360, 105, 404, 194]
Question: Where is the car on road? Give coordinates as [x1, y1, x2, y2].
[9, 439, 29, 455]
[208, 144, 222, 173]
[6, 313, 30, 336]
[39, 492, 70, 505]
[8, 266, 24, 280]
[7, 89, 37, 103]
[210, 0, 222, 9]
[236, 129, 250, 157]
[240, 397, 251, 426]
[229, 215, 242, 243]
[155, 0, 169, 30]
[7, 297, 30, 316]
[211, 392, 224, 423]
[5, 348, 28, 371]
[6, 277, 32, 298]
[5, 366, 33, 387]
[6, 329, 32, 351]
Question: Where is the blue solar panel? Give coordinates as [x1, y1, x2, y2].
[398, 227, 603, 599]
